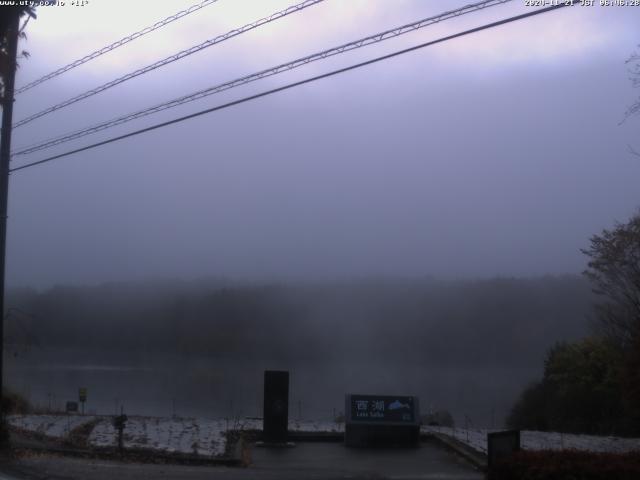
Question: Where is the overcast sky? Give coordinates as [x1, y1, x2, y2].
[5, 0, 640, 288]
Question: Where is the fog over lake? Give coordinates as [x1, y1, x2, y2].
[2, 0, 638, 430]
[6, 277, 591, 426]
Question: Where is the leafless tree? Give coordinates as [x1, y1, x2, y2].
[582, 212, 640, 349]
[0, 6, 35, 101]
[625, 46, 640, 120]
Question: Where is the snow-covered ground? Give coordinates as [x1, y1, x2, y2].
[9, 415, 639, 458]
[7, 414, 97, 438]
[223, 418, 344, 433]
[8, 415, 344, 457]
[290, 419, 344, 433]
[423, 426, 640, 454]
[89, 416, 230, 456]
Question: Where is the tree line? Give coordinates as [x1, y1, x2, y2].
[508, 211, 640, 436]
[6, 275, 591, 368]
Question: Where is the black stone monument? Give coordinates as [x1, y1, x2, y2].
[263, 370, 289, 444]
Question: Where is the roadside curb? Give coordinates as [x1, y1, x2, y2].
[288, 431, 344, 442]
[10, 445, 243, 467]
[425, 432, 488, 471]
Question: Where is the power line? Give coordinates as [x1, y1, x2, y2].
[12, 0, 326, 129]
[10, 3, 573, 174]
[13, 0, 513, 157]
[15, 0, 220, 95]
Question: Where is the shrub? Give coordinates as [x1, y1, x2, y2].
[489, 450, 640, 480]
[2, 388, 31, 415]
[508, 338, 627, 435]
[421, 410, 454, 427]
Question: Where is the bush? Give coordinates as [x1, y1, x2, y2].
[2, 388, 31, 415]
[508, 338, 628, 435]
[421, 410, 454, 427]
[489, 450, 640, 480]
[506, 381, 551, 431]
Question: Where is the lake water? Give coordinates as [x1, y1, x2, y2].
[6, 347, 540, 428]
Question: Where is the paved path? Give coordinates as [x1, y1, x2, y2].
[1, 441, 483, 480]
[0, 474, 21, 480]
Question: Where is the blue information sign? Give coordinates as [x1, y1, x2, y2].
[349, 394, 416, 423]
[345, 394, 420, 447]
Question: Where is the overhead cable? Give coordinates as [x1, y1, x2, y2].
[13, 0, 513, 157]
[13, 0, 326, 128]
[16, 0, 220, 95]
[10, 3, 574, 173]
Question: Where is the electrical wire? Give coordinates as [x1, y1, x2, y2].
[10, 3, 573, 173]
[13, 0, 513, 157]
[15, 0, 220, 95]
[12, 0, 326, 128]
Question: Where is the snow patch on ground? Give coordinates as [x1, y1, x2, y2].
[7, 414, 96, 438]
[290, 420, 344, 433]
[423, 426, 640, 454]
[231, 418, 344, 433]
[89, 417, 231, 456]
[9, 415, 344, 457]
[12, 415, 638, 459]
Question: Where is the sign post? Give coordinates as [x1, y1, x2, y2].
[113, 407, 128, 456]
[78, 388, 87, 415]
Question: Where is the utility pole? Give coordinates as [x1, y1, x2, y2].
[0, 13, 21, 423]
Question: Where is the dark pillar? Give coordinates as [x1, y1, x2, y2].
[0, 12, 20, 437]
[488, 430, 521, 471]
[263, 370, 289, 443]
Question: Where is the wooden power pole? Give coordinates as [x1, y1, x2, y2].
[0, 12, 21, 424]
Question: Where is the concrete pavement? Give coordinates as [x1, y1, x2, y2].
[1, 440, 483, 480]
